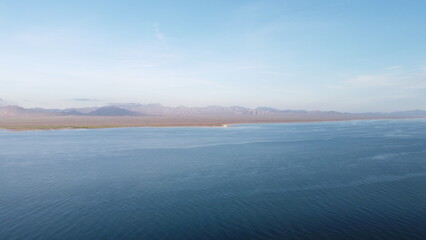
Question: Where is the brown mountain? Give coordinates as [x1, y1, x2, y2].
[0, 105, 54, 117]
[86, 106, 141, 116]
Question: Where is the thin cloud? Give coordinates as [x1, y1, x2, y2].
[235, 65, 270, 71]
[153, 22, 164, 41]
[186, 78, 225, 88]
[338, 66, 426, 89]
[345, 75, 392, 87]
[0, 98, 8, 106]
[72, 98, 99, 102]
[386, 65, 401, 70]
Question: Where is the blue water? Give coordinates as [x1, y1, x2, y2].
[1, 119, 425, 239]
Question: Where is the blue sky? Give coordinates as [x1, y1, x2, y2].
[1, 0, 425, 112]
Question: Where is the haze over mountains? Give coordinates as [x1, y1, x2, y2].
[1, 100, 426, 118]
[0, 99, 8, 107]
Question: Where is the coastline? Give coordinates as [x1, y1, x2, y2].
[1, 116, 423, 132]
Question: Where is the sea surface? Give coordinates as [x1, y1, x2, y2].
[1, 119, 426, 240]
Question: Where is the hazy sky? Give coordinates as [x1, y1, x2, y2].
[1, 0, 426, 112]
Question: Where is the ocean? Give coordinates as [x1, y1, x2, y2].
[1, 119, 425, 239]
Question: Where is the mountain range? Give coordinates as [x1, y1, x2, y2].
[1, 102, 426, 118]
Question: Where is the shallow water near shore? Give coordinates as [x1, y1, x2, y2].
[1, 119, 426, 239]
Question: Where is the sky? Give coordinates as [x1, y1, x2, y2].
[1, 0, 426, 112]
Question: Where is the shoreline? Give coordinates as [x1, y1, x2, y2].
[1, 117, 424, 132]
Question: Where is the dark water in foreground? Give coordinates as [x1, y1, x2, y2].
[1, 120, 426, 240]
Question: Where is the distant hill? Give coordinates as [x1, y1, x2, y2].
[0, 105, 140, 117]
[86, 106, 140, 116]
[62, 106, 140, 116]
[0, 105, 54, 117]
[1, 102, 426, 119]
[388, 110, 426, 117]
[62, 109, 84, 116]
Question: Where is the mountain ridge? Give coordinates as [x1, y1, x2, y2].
[1, 102, 426, 118]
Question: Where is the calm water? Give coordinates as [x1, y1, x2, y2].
[1, 119, 426, 240]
